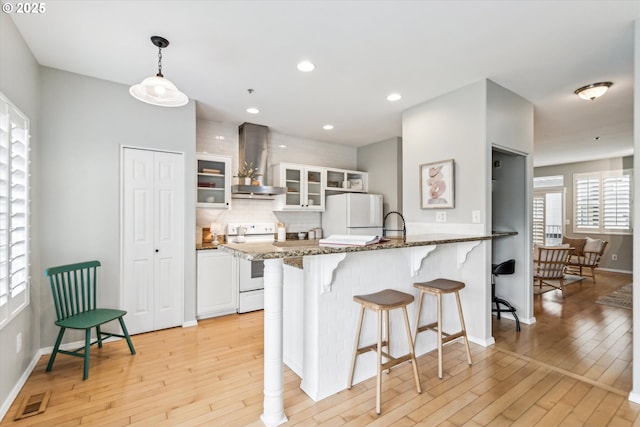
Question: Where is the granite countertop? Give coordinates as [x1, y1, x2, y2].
[217, 231, 517, 261]
[196, 242, 221, 250]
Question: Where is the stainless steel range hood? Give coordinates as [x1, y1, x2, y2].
[232, 122, 286, 197]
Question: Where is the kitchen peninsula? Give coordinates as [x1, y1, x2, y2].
[220, 232, 515, 426]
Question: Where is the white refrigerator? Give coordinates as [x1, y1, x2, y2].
[322, 193, 384, 236]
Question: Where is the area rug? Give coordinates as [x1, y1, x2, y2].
[595, 283, 632, 310]
[533, 274, 585, 295]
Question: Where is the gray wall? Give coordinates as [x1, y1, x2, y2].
[401, 80, 494, 340]
[487, 80, 535, 322]
[534, 156, 633, 272]
[402, 79, 534, 332]
[632, 16, 639, 405]
[39, 67, 197, 345]
[402, 80, 488, 225]
[0, 12, 41, 415]
[357, 137, 403, 233]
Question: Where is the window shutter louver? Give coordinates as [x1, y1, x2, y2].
[0, 93, 29, 329]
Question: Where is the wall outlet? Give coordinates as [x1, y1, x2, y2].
[435, 211, 446, 222]
[472, 210, 481, 224]
[612, 254, 618, 261]
[16, 332, 22, 354]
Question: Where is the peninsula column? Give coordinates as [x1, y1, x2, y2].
[260, 258, 288, 427]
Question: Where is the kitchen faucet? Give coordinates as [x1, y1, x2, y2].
[382, 211, 406, 239]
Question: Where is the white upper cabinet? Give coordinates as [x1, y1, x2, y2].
[196, 153, 231, 208]
[273, 163, 325, 211]
[325, 168, 368, 193]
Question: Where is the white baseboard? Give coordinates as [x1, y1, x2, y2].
[493, 312, 536, 325]
[469, 335, 495, 347]
[0, 349, 44, 422]
[1, 336, 125, 422]
[597, 267, 633, 274]
[182, 320, 198, 328]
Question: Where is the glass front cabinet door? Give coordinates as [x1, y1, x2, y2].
[196, 154, 231, 208]
[274, 163, 325, 211]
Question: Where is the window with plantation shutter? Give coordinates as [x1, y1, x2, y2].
[0, 93, 30, 329]
[603, 172, 631, 230]
[573, 170, 632, 235]
[532, 193, 545, 246]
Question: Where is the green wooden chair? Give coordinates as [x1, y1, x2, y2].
[45, 260, 135, 380]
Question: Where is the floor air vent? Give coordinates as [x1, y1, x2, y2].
[14, 391, 50, 420]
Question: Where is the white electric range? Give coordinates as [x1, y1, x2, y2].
[226, 222, 276, 313]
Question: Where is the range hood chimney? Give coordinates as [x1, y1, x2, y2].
[232, 122, 286, 197]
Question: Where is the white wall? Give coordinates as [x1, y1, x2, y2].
[631, 18, 640, 405]
[0, 12, 41, 418]
[196, 119, 358, 235]
[39, 67, 197, 345]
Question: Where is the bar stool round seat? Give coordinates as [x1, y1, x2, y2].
[413, 278, 472, 379]
[348, 289, 422, 415]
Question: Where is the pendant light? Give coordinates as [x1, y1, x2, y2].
[129, 36, 188, 107]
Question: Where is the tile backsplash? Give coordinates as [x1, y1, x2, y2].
[195, 118, 358, 242]
[196, 199, 322, 240]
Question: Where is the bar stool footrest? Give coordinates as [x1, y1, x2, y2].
[355, 341, 389, 356]
[381, 353, 413, 371]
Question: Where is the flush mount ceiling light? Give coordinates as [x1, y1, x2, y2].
[246, 107, 260, 114]
[129, 36, 188, 107]
[574, 82, 612, 101]
[322, 124, 334, 130]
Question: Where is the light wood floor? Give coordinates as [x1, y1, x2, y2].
[1, 270, 636, 426]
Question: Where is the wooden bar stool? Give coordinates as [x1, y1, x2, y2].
[413, 278, 472, 379]
[347, 289, 422, 415]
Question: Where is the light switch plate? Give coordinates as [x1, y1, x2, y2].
[436, 211, 446, 222]
[472, 210, 481, 223]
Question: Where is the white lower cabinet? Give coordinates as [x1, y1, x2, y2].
[197, 250, 238, 319]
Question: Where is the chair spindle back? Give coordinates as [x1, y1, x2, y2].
[45, 260, 101, 321]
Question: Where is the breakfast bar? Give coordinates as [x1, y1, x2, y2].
[220, 232, 514, 427]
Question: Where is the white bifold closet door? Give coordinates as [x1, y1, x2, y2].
[122, 147, 184, 334]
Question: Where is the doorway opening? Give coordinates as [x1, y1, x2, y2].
[533, 187, 566, 246]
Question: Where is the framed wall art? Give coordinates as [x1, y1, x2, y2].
[420, 159, 454, 209]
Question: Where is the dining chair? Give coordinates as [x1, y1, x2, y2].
[45, 260, 136, 380]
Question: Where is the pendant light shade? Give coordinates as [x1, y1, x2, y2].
[130, 36, 188, 107]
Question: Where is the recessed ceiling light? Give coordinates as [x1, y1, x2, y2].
[214, 135, 225, 140]
[278, 144, 287, 149]
[386, 93, 402, 102]
[323, 124, 334, 130]
[246, 107, 260, 114]
[297, 61, 315, 72]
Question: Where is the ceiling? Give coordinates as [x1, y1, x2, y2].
[8, 1, 639, 167]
